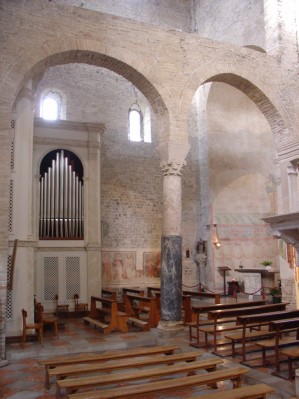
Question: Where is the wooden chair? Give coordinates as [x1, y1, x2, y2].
[20, 308, 43, 348]
[74, 293, 88, 317]
[54, 294, 69, 318]
[36, 303, 58, 335]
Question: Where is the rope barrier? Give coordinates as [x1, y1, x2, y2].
[183, 282, 275, 297]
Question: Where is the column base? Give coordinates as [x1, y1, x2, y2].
[0, 360, 8, 368]
[156, 320, 185, 337]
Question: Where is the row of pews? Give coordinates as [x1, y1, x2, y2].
[37, 344, 275, 399]
[83, 286, 221, 334]
[188, 298, 299, 380]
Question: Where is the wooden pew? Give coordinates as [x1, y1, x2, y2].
[101, 289, 117, 300]
[38, 345, 179, 389]
[183, 290, 221, 304]
[189, 383, 274, 399]
[255, 317, 299, 375]
[280, 345, 299, 380]
[150, 289, 192, 323]
[125, 293, 158, 329]
[225, 309, 299, 361]
[118, 287, 144, 311]
[198, 302, 288, 353]
[188, 300, 267, 344]
[147, 286, 160, 298]
[83, 296, 128, 334]
[67, 367, 249, 399]
[59, 357, 224, 398]
[53, 351, 204, 397]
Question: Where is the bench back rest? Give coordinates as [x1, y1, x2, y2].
[147, 286, 160, 297]
[269, 317, 299, 332]
[183, 290, 221, 304]
[192, 299, 267, 314]
[125, 294, 158, 326]
[89, 296, 118, 318]
[208, 302, 288, 320]
[237, 309, 299, 325]
[123, 288, 144, 300]
[101, 289, 117, 300]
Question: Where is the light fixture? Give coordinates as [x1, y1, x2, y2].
[207, 224, 221, 249]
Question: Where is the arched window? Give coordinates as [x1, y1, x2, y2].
[40, 91, 63, 121]
[128, 106, 142, 142]
[128, 103, 151, 143]
[42, 97, 58, 120]
[39, 149, 84, 239]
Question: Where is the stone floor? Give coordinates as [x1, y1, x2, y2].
[0, 314, 298, 399]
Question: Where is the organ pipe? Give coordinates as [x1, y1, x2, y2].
[39, 150, 84, 239]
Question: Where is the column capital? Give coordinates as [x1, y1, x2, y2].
[160, 159, 186, 176]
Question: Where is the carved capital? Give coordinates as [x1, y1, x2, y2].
[160, 159, 186, 176]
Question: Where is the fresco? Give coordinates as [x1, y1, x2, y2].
[143, 252, 161, 279]
[102, 251, 136, 283]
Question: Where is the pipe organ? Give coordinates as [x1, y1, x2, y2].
[39, 150, 84, 238]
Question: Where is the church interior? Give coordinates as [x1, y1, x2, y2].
[2, 0, 299, 398]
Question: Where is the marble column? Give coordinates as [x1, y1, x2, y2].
[158, 159, 186, 331]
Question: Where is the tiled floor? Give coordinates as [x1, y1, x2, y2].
[0, 316, 298, 399]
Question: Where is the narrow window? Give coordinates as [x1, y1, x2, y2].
[42, 97, 58, 120]
[129, 108, 142, 142]
[40, 91, 62, 121]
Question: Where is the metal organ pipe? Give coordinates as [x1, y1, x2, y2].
[39, 150, 84, 239]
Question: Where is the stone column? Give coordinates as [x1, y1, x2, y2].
[86, 126, 105, 299]
[158, 159, 186, 331]
[287, 164, 298, 212]
[12, 82, 36, 333]
[0, 125, 10, 366]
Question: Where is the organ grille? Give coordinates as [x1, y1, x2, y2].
[39, 149, 84, 239]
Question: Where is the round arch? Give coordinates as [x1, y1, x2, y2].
[178, 61, 293, 152]
[0, 39, 170, 143]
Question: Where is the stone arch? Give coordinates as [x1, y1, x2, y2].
[1, 40, 170, 142]
[180, 63, 293, 151]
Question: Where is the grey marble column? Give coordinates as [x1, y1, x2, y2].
[159, 159, 186, 330]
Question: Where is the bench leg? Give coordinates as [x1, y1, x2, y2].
[45, 366, 50, 389]
[288, 357, 293, 380]
[232, 377, 242, 389]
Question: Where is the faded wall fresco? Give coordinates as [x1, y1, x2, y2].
[144, 252, 161, 280]
[102, 250, 161, 287]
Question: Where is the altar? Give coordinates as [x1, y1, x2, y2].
[235, 268, 279, 295]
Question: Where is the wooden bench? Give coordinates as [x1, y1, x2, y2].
[38, 345, 179, 389]
[190, 383, 274, 399]
[280, 345, 299, 380]
[59, 357, 224, 397]
[84, 296, 128, 334]
[150, 289, 192, 323]
[183, 290, 221, 304]
[52, 351, 203, 397]
[117, 287, 144, 311]
[188, 300, 267, 344]
[225, 309, 299, 361]
[125, 293, 158, 329]
[147, 286, 160, 298]
[101, 289, 117, 300]
[255, 317, 299, 374]
[198, 302, 288, 353]
[67, 367, 248, 399]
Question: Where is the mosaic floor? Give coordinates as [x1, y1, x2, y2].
[0, 317, 298, 398]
